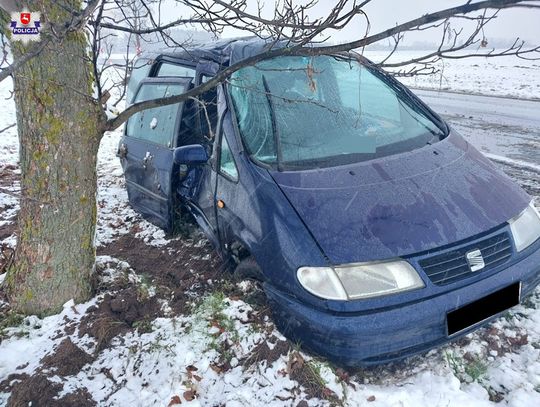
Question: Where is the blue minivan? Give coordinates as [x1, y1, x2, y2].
[119, 38, 540, 366]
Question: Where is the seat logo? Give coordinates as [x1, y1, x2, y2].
[466, 249, 485, 272]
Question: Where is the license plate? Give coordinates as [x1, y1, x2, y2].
[447, 282, 521, 336]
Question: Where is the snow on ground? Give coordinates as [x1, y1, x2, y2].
[96, 131, 169, 247]
[0, 78, 18, 168]
[365, 50, 540, 100]
[0, 55, 540, 406]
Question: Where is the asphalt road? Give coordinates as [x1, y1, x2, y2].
[415, 88, 540, 167]
[415, 88, 540, 199]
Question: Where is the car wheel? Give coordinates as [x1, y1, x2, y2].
[233, 256, 265, 282]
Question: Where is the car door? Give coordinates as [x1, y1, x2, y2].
[215, 127, 241, 249]
[119, 77, 192, 231]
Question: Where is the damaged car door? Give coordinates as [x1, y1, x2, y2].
[119, 77, 192, 231]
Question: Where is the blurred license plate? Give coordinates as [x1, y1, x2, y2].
[447, 282, 521, 336]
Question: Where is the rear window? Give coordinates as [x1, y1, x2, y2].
[126, 58, 153, 103]
[157, 62, 196, 78]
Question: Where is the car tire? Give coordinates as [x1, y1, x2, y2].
[233, 256, 265, 282]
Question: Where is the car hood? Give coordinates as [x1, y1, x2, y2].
[269, 131, 530, 264]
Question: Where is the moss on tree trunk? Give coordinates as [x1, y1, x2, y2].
[5, 1, 105, 315]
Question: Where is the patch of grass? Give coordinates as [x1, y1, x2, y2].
[521, 295, 537, 310]
[133, 319, 153, 334]
[464, 358, 488, 382]
[0, 312, 25, 339]
[288, 351, 342, 405]
[245, 321, 262, 336]
[192, 291, 240, 366]
[502, 311, 514, 322]
[146, 334, 175, 354]
[136, 274, 154, 301]
[217, 280, 236, 296]
[92, 316, 128, 353]
[445, 351, 488, 383]
[306, 359, 326, 386]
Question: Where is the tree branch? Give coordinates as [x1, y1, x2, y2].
[104, 0, 540, 130]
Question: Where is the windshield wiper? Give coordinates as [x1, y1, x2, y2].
[369, 68, 448, 136]
[262, 75, 284, 171]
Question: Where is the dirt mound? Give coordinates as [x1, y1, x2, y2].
[79, 286, 162, 352]
[97, 234, 222, 284]
[40, 338, 94, 376]
[97, 234, 232, 314]
[6, 373, 96, 407]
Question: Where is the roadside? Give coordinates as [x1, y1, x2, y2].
[411, 86, 540, 102]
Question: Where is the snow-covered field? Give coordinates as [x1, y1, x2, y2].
[1, 54, 540, 406]
[365, 50, 540, 100]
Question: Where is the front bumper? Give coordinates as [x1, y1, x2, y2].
[265, 242, 540, 367]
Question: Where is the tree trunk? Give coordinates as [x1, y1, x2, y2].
[5, 1, 104, 315]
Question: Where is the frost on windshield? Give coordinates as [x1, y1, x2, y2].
[229, 56, 444, 169]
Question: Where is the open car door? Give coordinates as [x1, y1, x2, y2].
[119, 77, 192, 231]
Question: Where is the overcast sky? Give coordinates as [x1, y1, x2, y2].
[163, 0, 539, 46]
[330, 0, 538, 45]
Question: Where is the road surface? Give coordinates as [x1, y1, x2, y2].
[415, 88, 540, 199]
[415, 89, 540, 165]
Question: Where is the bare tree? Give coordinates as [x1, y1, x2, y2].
[0, 0, 539, 315]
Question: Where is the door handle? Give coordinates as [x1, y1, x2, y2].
[142, 151, 153, 169]
[117, 143, 128, 159]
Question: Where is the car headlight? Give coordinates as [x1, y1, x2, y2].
[297, 260, 425, 301]
[509, 202, 540, 252]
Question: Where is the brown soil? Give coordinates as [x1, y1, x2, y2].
[97, 234, 231, 314]
[0, 165, 19, 273]
[78, 286, 163, 352]
[40, 338, 94, 376]
[242, 338, 291, 368]
[6, 373, 95, 407]
[0, 241, 15, 275]
[1, 339, 96, 406]
[0, 221, 16, 242]
[0, 164, 19, 188]
[73, 232, 235, 353]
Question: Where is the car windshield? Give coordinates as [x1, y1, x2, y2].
[228, 55, 446, 170]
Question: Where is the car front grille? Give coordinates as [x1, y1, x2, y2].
[418, 231, 513, 285]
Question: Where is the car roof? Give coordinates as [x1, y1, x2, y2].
[158, 36, 252, 64]
[137, 37, 366, 75]
[146, 36, 304, 68]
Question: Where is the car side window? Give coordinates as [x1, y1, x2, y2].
[126, 58, 153, 104]
[126, 82, 187, 147]
[157, 62, 196, 78]
[219, 135, 238, 181]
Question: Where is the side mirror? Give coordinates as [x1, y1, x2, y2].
[173, 144, 209, 165]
